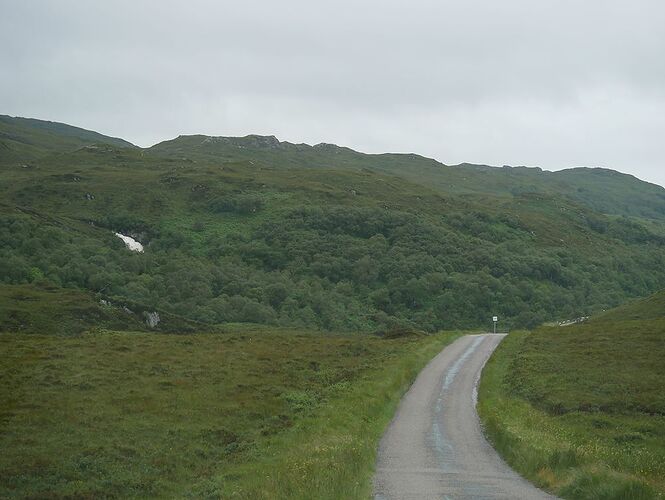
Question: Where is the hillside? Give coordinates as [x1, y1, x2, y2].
[0, 115, 135, 162]
[149, 133, 665, 222]
[1, 115, 665, 332]
[594, 289, 665, 322]
[479, 291, 665, 498]
[0, 283, 205, 335]
[511, 290, 665, 417]
[4, 115, 664, 222]
[552, 168, 665, 221]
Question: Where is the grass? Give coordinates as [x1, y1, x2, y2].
[0, 283, 142, 334]
[0, 327, 460, 498]
[0, 283, 206, 335]
[478, 291, 665, 499]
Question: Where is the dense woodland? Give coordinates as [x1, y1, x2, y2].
[2, 115, 665, 333]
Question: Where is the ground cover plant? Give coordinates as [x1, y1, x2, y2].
[478, 291, 665, 499]
[0, 326, 460, 498]
[2, 115, 665, 333]
[0, 283, 205, 335]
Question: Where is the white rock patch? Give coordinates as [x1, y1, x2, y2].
[558, 316, 589, 327]
[115, 232, 144, 252]
[144, 311, 161, 328]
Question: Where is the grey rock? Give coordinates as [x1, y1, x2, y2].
[144, 311, 161, 328]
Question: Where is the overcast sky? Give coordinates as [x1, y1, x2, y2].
[1, 0, 664, 187]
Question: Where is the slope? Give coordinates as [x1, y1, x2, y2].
[148, 133, 665, 222]
[479, 290, 665, 498]
[0, 114, 135, 163]
[1, 118, 665, 332]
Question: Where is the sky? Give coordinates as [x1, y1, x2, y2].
[1, 0, 664, 187]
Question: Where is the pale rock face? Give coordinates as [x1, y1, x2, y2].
[114, 232, 144, 252]
[144, 311, 160, 328]
[558, 316, 589, 327]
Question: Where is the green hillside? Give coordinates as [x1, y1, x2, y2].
[479, 290, 665, 498]
[0, 114, 135, 162]
[149, 133, 665, 222]
[1, 116, 665, 332]
[595, 289, 665, 322]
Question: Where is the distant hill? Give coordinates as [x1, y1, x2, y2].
[0, 115, 135, 162]
[148, 133, 665, 222]
[2, 118, 663, 223]
[552, 167, 665, 220]
[1, 116, 665, 332]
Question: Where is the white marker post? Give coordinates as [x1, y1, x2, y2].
[492, 316, 498, 334]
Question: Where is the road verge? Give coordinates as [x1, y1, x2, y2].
[477, 330, 660, 499]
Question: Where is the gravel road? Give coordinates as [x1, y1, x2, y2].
[373, 334, 556, 499]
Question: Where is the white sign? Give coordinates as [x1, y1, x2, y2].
[492, 316, 498, 322]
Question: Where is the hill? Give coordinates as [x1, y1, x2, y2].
[0, 115, 135, 163]
[594, 288, 665, 322]
[479, 290, 665, 498]
[149, 133, 665, 222]
[4, 116, 664, 223]
[1, 116, 665, 332]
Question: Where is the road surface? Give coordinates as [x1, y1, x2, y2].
[373, 334, 556, 500]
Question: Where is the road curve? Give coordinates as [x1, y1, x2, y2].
[373, 334, 556, 500]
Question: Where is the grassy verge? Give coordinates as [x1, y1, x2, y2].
[0, 328, 460, 498]
[478, 329, 665, 499]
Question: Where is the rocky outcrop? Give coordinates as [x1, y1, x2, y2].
[144, 311, 161, 328]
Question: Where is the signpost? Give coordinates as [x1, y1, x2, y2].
[492, 316, 498, 334]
